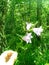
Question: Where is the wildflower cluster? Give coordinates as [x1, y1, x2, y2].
[22, 22, 43, 43]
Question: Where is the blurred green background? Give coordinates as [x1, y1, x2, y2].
[0, 0, 49, 65]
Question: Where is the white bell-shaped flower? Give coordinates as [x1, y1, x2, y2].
[26, 22, 32, 30]
[33, 26, 43, 36]
[22, 33, 33, 43]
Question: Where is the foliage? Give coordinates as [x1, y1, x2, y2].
[0, 0, 49, 65]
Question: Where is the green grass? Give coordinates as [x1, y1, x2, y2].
[0, 0, 49, 65]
